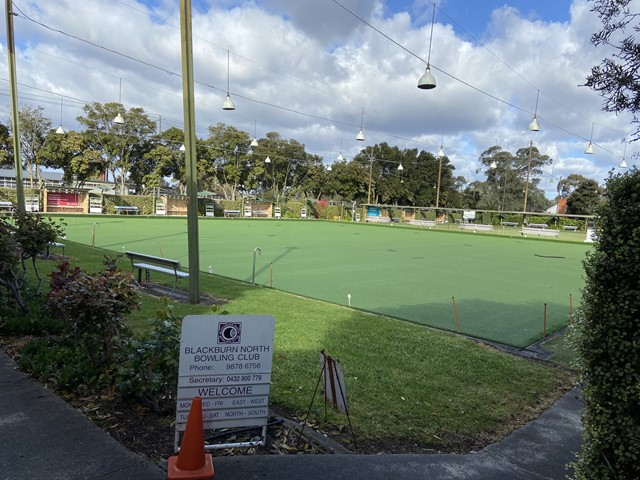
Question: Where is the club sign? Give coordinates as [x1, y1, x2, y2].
[176, 315, 275, 431]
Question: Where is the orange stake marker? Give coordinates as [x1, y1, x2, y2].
[452, 297, 461, 333]
[569, 293, 573, 325]
[167, 396, 214, 480]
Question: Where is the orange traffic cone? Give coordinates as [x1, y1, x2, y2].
[167, 396, 214, 480]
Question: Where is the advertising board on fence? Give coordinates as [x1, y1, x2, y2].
[176, 315, 275, 433]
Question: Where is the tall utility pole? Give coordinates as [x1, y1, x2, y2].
[5, 0, 25, 212]
[523, 140, 534, 213]
[180, 0, 200, 304]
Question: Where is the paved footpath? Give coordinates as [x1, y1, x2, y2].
[0, 350, 583, 480]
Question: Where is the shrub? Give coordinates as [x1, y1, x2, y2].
[115, 298, 182, 413]
[46, 258, 139, 369]
[571, 167, 640, 479]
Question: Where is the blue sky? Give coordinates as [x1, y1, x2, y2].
[0, 0, 635, 197]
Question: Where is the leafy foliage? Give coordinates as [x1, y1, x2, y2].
[46, 258, 139, 369]
[0, 211, 64, 311]
[571, 167, 640, 479]
[115, 298, 181, 413]
[586, 0, 640, 141]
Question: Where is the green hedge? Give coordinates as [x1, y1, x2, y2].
[571, 167, 640, 479]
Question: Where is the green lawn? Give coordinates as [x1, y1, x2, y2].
[32, 240, 575, 451]
[57, 216, 591, 347]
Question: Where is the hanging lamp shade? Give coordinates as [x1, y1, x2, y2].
[179, 144, 186, 152]
[490, 160, 497, 169]
[584, 142, 595, 154]
[113, 113, 125, 125]
[528, 116, 540, 132]
[223, 93, 235, 111]
[251, 138, 259, 147]
[356, 129, 365, 141]
[265, 156, 271, 164]
[327, 164, 332, 171]
[437, 145, 445, 158]
[337, 152, 344, 161]
[619, 158, 628, 168]
[417, 66, 436, 90]
[397, 163, 404, 171]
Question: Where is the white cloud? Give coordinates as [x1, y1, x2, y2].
[0, 0, 635, 196]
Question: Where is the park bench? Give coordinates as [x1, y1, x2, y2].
[115, 205, 139, 215]
[125, 251, 189, 295]
[521, 227, 560, 238]
[47, 241, 65, 259]
[224, 209, 241, 217]
[460, 223, 494, 233]
[500, 221, 519, 227]
[527, 223, 548, 229]
[366, 217, 391, 223]
[408, 219, 436, 228]
[563, 225, 578, 231]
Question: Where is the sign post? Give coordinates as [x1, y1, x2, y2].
[175, 315, 275, 451]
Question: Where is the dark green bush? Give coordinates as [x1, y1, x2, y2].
[115, 299, 181, 413]
[571, 167, 640, 479]
[46, 259, 139, 369]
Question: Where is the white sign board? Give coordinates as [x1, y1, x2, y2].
[463, 210, 476, 220]
[176, 315, 275, 432]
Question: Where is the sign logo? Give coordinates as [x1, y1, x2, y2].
[217, 322, 242, 344]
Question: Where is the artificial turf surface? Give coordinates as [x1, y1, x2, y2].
[58, 216, 592, 347]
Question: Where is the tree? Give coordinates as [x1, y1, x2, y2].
[37, 130, 103, 186]
[201, 123, 253, 200]
[77, 102, 157, 193]
[18, 105, 51, 188]
[477, 144, 552, 212]
[565, 178, 602, 215]
[571, 167, 640, 479]
[0, 122, 13, 167]
[585, 0, 640, 141]
[138, 127, 186, 194]
[324, 160, 368, 202]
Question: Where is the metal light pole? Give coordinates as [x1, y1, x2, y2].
[5, 0, 25, 212]
[435, 145, 445, 209]
[523, 140, 534, 213]
[366, 148, 378, 204]
[180, 0, 200, 304]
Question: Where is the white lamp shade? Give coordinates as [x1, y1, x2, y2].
[437, 147, 445, 158]
[113, 113, 125, 125]
[584, 142, 595, 154]
[327, 164, 332, 171]
[619, 159, 628, 168]
[356, 129, 365, 141]
[179, 144, 186, 152]
[337, 153, 344, 161]
[265, 156, 271, 163]
[251, 138, 259, 147]
[528, 116, 540, 132]
[397, 163, 404, 171]
[417, 66, 436, 90]
[223, 93, 235, 110]
[490, 161, 497, 169]
[56, 125, 65, 135]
